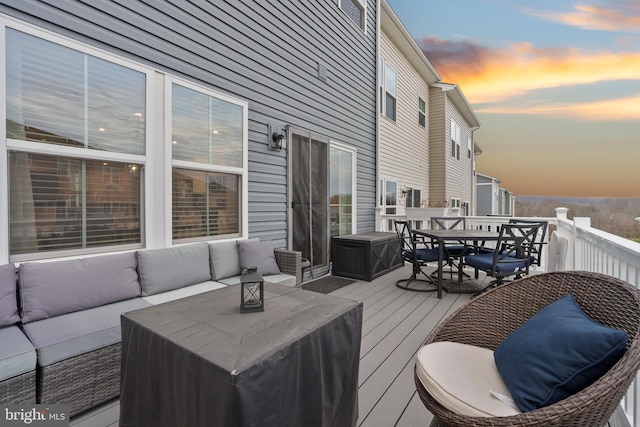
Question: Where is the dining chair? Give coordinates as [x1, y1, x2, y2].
[508, 219, 548, 267]
[464, 222, 542, 295]
[430, 217, 471, 280]
[394, 220, 441, 292]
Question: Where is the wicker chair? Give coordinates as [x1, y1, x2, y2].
[415, 271, 640, 427]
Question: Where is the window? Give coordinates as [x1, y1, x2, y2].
[468, 136, 472, 158]
[6, 29, 146, 260]
[380, 61, 397, 121]
[3, 22, 249, 261]
[330, 144, 356, 237]
[405, 187, 421, 208]
[418, 97, 426, 127]
[339, 0, 366, 31]
[450, 198, 461, 209]
[170, 81, 245, 241]
[450, 120, 461, 160]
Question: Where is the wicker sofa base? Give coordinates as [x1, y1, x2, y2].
[0, 370, 36, 404]
[37, 343, 121, 417]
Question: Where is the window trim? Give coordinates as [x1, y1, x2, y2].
[338, 0, 367, 33]
[450, 119, 461, 160]
[1, 16, 250, 262]
[165, 76, 249, 245]
[330, 141, 357, 236]
[380, 60, 398, 122]
[418, 97, 426, 128]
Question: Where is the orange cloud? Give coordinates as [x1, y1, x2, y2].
[419, 38, 640, 104]
[476, 94, 640, 121]
[524, 3, 640, 32]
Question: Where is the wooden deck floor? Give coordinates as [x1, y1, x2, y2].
[70, 264, 477, 427]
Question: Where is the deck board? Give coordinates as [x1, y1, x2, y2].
[71, 264, 475, 426]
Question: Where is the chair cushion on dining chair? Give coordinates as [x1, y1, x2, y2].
[494, 294, 628, 412]
[415, 341, 521, 417]
[464, 252, 528, 273]
[404, 248, 439, 263]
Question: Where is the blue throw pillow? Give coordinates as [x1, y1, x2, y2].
[494, 294, 627, 412]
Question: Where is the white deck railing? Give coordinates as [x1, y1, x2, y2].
[377, 207, 640, 426]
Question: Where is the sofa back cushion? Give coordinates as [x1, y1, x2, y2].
[209, 238, 259, 281]
[0, 263, 19, 327]
[19, 252, 140, 324]
[137, 242, 211, 296]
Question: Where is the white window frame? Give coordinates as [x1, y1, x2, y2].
[468, 136, 472, 159]
[338, 0, 367, 32]
[450, 119, 461, 160]
[380, 59, 397, 122]
[418, 97, 426, 128]
[0, 16, 249, 263]
[330, 141, 357, 235]
[164, 76, 249, 246]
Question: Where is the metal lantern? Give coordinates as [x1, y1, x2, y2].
[240, 266, 264, 313]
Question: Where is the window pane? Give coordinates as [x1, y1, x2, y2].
[330, 147, 353, 237]
[419, 111, 426, 127]
[172, 168, 240, 240]
[6, 29, 146, 155]
[385, 94, 396, 121]
[385, 181, 397, 206]
[341, 0, 364, 29]
[172, 84, 243, 168]
[384, 64, 397, 96]
[419, 97, 426, 113]
[9, 152, 141, 256]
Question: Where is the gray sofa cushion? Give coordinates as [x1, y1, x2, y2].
[142, 280, 227, 305]
[137, 242, 211, 296]
[209, 240, 242, 280]
[0, 263, 19, 327]
[237, 240, 281, 275]
[22, 298, 150, 367]
[19, 252, 141, 324]
[0, 326, 37, 381]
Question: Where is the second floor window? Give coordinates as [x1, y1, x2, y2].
[339, 0, 366, 31]
[451, 120, 461, 160]
[381, 61, 397, 121]
[418, 97, 426, 127]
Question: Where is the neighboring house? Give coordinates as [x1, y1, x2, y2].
[428, 82, 481, 216]
[378, 0, 440, 226]
[0, 1, 378, 278]
[476, 173, 515, 216]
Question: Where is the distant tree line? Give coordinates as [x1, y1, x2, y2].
[515, 198, 640, 243]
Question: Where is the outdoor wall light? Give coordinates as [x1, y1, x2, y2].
[268, 124, 285, 150]
[240, 266, 264, 313]
[270, 131, 285, 150]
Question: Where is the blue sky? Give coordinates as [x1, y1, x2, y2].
[386, 0, 640, 197]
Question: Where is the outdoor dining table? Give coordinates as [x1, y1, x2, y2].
[119, 283, 363, 427]
[415, 228, 500, 298]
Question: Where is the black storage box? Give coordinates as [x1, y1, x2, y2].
[332, 232, 403, 281]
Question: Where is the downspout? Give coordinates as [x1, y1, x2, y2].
[375, 0, 381, 231]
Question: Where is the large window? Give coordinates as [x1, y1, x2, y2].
[3, 23, 248, 261]
[170, 81, 245, 241]
[339, 0, 366, 31]
[6, 29, 146, 260]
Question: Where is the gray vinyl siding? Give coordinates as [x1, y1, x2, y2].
[428, 87, 446, 205]
[2, 0, 378, 248]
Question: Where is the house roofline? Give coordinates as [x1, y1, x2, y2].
[431, 82, 481, 128]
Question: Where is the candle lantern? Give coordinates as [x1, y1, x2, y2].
[240, 266, 264, 313]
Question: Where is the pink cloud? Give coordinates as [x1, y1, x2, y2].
[524, 2, 640, 32]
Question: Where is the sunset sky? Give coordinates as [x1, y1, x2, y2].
[386, 0, 640, 198]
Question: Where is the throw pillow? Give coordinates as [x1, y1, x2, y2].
[494, 294, 627, 412]
[237, 240, 281, 276]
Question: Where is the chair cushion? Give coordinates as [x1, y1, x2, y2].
[19, 253, 141, 323]
[22, 298, 150, 367]
[415, 341, 521, 417]
[237, 240, 281, 276]
[0, 326, 37, 381]
[142, 281, 227, 305]
[220, 273, 297, 287]
[0, 263, 19, 327]
[494, 294, 628, 412]
[464, 253, 528, 273]
[137, 242, 211, 296]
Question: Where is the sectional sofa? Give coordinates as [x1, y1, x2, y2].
[0, 239, 301, 416]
